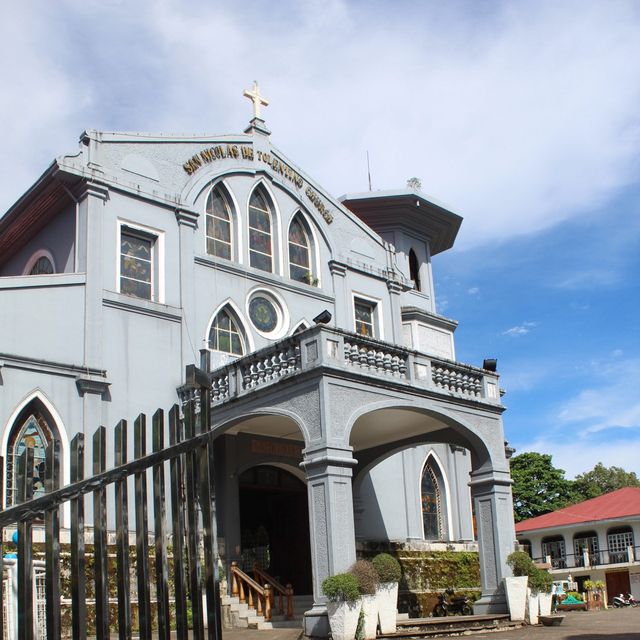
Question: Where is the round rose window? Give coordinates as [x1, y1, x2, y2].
[249, 296, 279, 333]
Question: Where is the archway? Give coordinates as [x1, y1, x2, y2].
[239, 465, 312, 593]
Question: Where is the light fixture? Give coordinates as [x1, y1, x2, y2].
[313, 310, 332, 324]
[482, 358, 497, 372]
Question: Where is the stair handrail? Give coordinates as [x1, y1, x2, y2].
[253, 562, 294, 619]
[230, 561, 272, 621]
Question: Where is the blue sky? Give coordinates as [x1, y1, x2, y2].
[1, 0, 639, 478]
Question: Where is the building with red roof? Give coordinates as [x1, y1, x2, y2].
[516, 487, 640, 602]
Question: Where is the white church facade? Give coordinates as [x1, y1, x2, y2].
[0, 89, 517, 635]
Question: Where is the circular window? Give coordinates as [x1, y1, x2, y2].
[249, 296, 279, 333]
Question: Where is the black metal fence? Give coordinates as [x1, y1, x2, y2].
[0, 368, 221, 640]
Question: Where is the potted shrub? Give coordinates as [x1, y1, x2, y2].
[322, 572, 361, 640]
[529, 568, 553, 621]
[350, 560, 379, 640]
[505, 552, 532, 621]
[372, 553, 402, 634]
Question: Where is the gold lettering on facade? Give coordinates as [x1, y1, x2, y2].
[183, 144, 249, 174]
[305, 186, 334, 224]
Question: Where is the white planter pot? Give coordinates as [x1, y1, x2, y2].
[538, 592, 552, 616]
[361, 594, 378, 640]
[326, 599, 361, 640]
[527, 590, 539, 625]
[376, 582, 399, 634]
[503, 576, 528, 621]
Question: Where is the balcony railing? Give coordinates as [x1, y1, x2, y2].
[203, 325, 501, 408]
[534, 545, 638, 570]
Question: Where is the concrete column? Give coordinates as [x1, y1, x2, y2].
[386, 280, 404, 345]
[301, 445, 357, 637]
[469, 468, 517, 614]
[76, 182, 108, 370]
[328, 261, 348, 329]
[175, 208, 199, 371]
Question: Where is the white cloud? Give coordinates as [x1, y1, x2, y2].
[503, 321, 537, 336]
[1, 0, 640, 250]
[467, 286, 480, 295]
[557, 358, 640, 433]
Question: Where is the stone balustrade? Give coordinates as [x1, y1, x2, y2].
[201, 326, 501, 408]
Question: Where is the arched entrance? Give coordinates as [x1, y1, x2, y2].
[239, 465, 312, 593]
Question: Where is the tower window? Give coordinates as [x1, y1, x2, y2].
[209, 307, 245, 356]
[409, 249, 421, 292]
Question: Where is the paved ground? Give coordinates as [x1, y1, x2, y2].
[221, 607, 640, 639]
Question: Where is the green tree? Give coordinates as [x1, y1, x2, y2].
[509, 452, 575, 522]
[573, 463, 640, 500]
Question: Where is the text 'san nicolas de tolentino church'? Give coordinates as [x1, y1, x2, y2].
[0, 85, 516, 635]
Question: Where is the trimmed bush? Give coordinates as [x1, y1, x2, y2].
[350, 560, 379, 596]
[322, 573, 360, 603]
[528, 568, 553, 594]
[372, 553, 402, 583]
[506, 551, 535, 577]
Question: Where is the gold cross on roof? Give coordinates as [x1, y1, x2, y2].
[243, 81, 269, 120]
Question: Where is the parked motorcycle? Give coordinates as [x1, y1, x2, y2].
[433, 588, 473, 616]
[612, 593, 632, 607]
[625, 593, 639, 607]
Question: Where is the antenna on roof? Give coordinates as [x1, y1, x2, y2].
[367, 151, 372, 191]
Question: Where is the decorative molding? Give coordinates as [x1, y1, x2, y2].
[194, 255, 335, 303]
[102, 294, 182, 323]
[244, 117, 271, 136]
[76, 180, 109, 202]
[0, 352, 105, 379]
[75, 375, 111, 398]
[328, 261, 347, 277]
[386, 280, 404, 295]
[401, 306, 458, 331]
[175, 207, 199, 228]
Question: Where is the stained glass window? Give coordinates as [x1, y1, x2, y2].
[249, 188, 273, 272]
[120, 230, 153, 300]
[29, 256, 54, 275]
[206, 186, 233, 260]
[5, 414, 53, 507]
[354, 300, 375, 337]
[249, 296, 279, 333]
[421, 462, 442, 540]
[288, 217, 312, 283]
[209, 307, 244, 355]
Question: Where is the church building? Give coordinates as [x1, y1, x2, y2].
[0, 86, 517, 635]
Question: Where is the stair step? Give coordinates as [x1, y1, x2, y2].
[379, 614, 521, 639]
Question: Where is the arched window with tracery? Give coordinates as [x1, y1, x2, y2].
[248, 186, 274, 273]
[206, 185, 234, 260]
[208, 306, 245, 356]
[409, 249, 421, 291]
[288, 215, 314, 284]
[421, 458, 444, 540]
[5, 402, 58, 507]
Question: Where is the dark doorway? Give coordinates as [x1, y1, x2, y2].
[605, 571, 631, 603]
[239, 465, 312, 594]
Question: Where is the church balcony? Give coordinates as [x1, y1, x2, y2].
[200, 325, 503, 410]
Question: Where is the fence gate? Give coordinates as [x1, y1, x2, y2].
[0, 367, 222, 640]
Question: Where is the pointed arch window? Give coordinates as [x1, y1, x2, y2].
[421, 460, 443, 540]
[208, 307, 245, 356]
[5, 410, 55, 507]
[288, 215, 313, 283]
[409, 249, 421, 291]
[206, 185, 233, 260]
[249, 187, 274, 272]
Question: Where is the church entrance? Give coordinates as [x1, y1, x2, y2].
[239, 465, 312, 594]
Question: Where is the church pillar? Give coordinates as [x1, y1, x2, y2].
[175, 208, 200, 371]
[386, 280, 404, 346]
[328, 261, 348, 328]
[301, 445, 357, 637]
[469, 469, 516, 614]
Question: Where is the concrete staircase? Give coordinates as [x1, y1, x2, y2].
[221, 593, 313, 631]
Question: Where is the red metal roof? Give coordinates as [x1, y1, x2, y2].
[515, 487, 640, 533]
